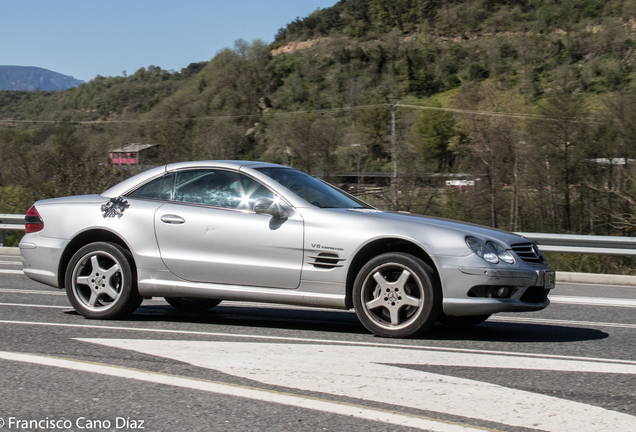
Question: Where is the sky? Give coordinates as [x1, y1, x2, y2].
[1, 0, 339, 82]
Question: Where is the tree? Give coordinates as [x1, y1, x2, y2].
[0, 127, 51, 201]
[412, 105, 459, 172]
[311, 116, 344, 179]
[264, 114, 317, 174]
[454, 82, 523, 229]
[532, 86, 588, 232]
[581, 93, 636, 234]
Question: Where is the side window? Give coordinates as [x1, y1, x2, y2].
[173, 169, 273, 210]
[233, 173, 275, 210]
[127, 173, 174, 200]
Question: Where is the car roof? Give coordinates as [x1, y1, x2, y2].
[165, 160, 285, 171]
[101, 160, 289, 198]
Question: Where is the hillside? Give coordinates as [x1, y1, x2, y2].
[3, 0, 636, 273]
[0, 66, 85, 91]
[274, 0, 630, 43]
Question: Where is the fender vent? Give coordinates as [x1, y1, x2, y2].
[308, 252, 345, 269]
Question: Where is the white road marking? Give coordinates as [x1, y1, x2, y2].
[0, 351, 481, 432]
[80, 339, 636, 432]
[557, 281, 636, 289]
[0, 288, 65, 295]
[491, 316, 636, 329]
[0, 269, 24, 274]
[0, 303, 70, 309]
[550, 295, 636, 307]
[1, 319, 636, 365]
[0, 261, 22, 265]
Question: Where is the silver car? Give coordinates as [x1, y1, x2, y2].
[20, 161, 554, 338]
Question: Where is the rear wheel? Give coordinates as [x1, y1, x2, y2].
[353, 252, 441, 338]
[165, 297, 221, 311]
[437, 313, 491, 327]
[65, 242, 142, 319]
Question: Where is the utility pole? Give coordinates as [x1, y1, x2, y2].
[390, 101, 399, 209]
[351, 143, 362, 194]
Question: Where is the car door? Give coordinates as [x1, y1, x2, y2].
[154, 168, 304, 289]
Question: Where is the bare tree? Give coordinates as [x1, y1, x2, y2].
[265, 114, 316, 174]
[454, 83, 522, 228]
[532, 84, 588, 232]
[311, 116, 344, 180]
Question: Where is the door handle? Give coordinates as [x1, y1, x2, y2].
[160, 214, 185, 224]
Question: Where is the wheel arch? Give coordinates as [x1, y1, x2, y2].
[345, 238, 441, 309]
[57, 229, 133, 288]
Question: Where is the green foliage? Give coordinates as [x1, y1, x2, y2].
[443, 189, 470, 221]
[468, 63, 491, 81]
[413, 106, 460, 171]
[544, 252, 636, 275]
[0, 185, 32, 214]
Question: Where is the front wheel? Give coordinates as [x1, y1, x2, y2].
[353, 252, 441, 338]
[65, 242, 142, 319]
[165, 297, 221, 311]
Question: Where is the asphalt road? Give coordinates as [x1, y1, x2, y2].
[0, 253, 634, 432]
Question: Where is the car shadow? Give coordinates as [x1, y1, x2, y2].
[94, 303, 612, 343]
[126, 303, 369, 335]
[426, 321, 609, 343]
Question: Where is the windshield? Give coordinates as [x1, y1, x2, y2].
[256, 167, 372, 209]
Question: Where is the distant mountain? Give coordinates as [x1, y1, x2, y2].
[0, 66, 84, 91]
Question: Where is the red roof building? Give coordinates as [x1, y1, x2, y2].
[109, 143, 156, 166]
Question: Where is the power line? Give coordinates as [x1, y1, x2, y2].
[0, 103, 594, 125]
[396, 104, 549, 121]
[396, 104, 598, 123]
[0, 104, 386, 125]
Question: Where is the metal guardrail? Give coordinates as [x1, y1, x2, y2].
[516, 232, 636, 256]
[1, 213, 635, 255]
[0, 214, 25, 247]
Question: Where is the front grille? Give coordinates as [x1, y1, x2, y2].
[511, 243, 544, 264]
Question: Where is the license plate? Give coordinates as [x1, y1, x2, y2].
[544, 271, 555, 289]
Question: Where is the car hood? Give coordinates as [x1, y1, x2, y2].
[344, 209, 530, 248]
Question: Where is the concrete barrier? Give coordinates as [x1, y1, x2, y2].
[0, 247, 21, 256]
[556, 272, 636, 287]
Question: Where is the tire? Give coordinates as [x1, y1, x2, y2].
[437, 313, 491, 327]
[65, 242, 142, 319]
[165, 297, 221, 311]
[353, 252, 442, 338]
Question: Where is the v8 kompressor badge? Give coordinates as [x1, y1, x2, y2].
[101, 197, 130, 219]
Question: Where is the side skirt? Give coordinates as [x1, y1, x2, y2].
[138, 270, 348, 310]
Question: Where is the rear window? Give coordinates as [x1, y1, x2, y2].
[127, 173, 174, 200]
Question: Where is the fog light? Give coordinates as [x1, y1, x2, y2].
[494, 287, 510, 298]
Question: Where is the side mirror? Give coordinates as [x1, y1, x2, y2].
[253, 198, 288, 219]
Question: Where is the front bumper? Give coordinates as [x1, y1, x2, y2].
[437, 256, 554, 317]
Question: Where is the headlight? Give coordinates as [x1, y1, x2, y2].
[466, 237, 499, 263]
[492, 242, 515, 264]
[466, 237, 515, 265]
